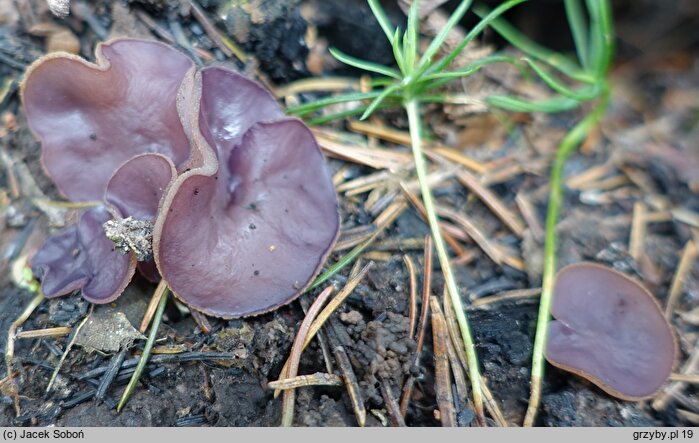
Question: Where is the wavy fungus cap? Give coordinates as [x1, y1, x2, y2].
[24, 39, 340, 318]
[153, 67, 340, 318]
[545, 262, 676, 400]
[21, 39, 194, 201]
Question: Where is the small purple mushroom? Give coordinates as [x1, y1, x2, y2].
[545, 262, 676, 400]
[23, 39, 340, 318]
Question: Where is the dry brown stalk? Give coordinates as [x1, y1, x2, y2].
[665, 240, 698, 319]
[268, 373, 343, 390]
[403, 254, 418, 340]
[430, 296, 457, 427]
[280, 286, 335, 426]
[471, 288, 542, 309]
[456, 170, 525, 238]
[139, 279, 169, 333]
[629, 201, 648, 262]
[399, 236, 433, 416]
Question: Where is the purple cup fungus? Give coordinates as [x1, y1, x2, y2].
[23, 38, 340, 318]
[31, 153, 176, 302]
[545, 262, 676, 400]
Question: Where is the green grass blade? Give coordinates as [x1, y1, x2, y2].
[599, 0, 614, 73]
[330, 47, 402, 79]
[430, 0, 527, 75]
[417, 0, 474, 71]
[425, 54, 521, 80]
[287, 91, 384, 116]
[118, 290, 169, 411]
[361, 84, 402, 120]
[393, 27, 407, 75]
[306, 102, 394, 125]
[474, 5, 593, 83]
[524, 58, 599, 101]
[368, 0, 397, 44]
[402, 0, 419, 73]
[307, 233, 381, 291]
[586, 0, 613, 76]
[523, 93, 609, 426]
[565, 0, 589, 69]
[487, 94, 581, 113]
[414, 55, 527, 95]
[586, 0, 602, 75]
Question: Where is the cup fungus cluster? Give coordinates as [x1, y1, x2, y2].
[545, 262, 676, 400]
[24, 39, 340, 318]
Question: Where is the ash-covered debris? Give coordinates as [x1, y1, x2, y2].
[103, 216, 153, 261]
[47, 0, 70, 18]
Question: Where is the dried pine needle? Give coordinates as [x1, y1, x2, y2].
[665, 240, 698, 319]
[268, 373, 343, 390]
[281, 286, 335, 426]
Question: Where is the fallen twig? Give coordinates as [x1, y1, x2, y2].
[95, 348, 127, 404]
[14, 327, 71, 339]
[629, 201, 648, 262]
[47, 309, 93, 394]
[470, 287, 541, 309]
[333, 342, 366, 426]
[455, 170, 525, 238]
[188, 0, 246, 62]
[275, 262, 374, 398]
[653, 339, 699, 412]
[443, 290, 506, 426]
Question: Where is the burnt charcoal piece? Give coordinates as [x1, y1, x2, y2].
[221, 0, 309, 82]
[310, 0, 399, 70]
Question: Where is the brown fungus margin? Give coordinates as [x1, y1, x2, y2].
[545, 262, 677, 400]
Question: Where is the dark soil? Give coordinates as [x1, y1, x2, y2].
[1, 0, 698, 428]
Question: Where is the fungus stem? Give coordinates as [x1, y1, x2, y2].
[523, 93, 609, 426]
[405, 99, 485, 425]
[118, 287, 169, 412]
